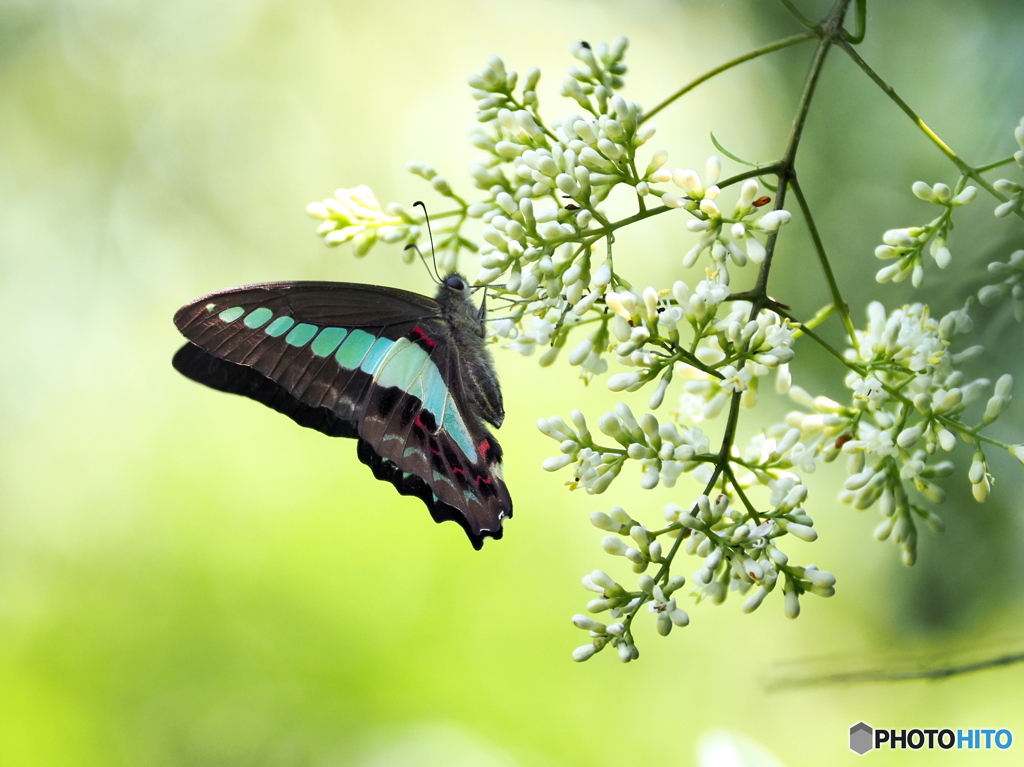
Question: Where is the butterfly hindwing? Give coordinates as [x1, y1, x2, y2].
[173, 279, 511, 547]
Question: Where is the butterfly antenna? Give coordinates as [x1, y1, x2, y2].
[413, 201, 443, 282]
[403, 242, 437, 284]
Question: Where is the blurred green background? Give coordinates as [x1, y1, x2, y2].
[2, 0, 1024, 764]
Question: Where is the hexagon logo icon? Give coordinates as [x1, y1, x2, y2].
[849, 722, 873, 755]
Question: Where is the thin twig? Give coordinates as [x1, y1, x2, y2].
[838, 39, 1024, 221]
[765, 650, 1024, 691]
[642, 33, 816, 123]
[790, 176, 857, 343]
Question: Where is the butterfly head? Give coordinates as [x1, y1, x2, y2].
[443, 272, 468, 292]
[435, 271, 490, 340]
[436, 271, 476, 308]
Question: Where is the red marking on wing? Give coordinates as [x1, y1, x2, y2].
[414, 414, 437, 434]
[474, 475, 492, 485]
[478, 439, 492, 460]
[411, 326, 437, 349]
[451, 467, 466, 476]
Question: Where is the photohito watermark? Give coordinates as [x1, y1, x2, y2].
[849, 722, 1013, 755]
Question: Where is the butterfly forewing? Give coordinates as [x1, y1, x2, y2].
[173, 281, 511, 548]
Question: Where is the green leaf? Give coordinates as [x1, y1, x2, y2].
[710, 132, 758, 167]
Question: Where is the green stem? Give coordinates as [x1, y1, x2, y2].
[797, 303, 836, 332]
[765, 649, 1024, 691]
[780, 309, 861, 368]
[779, 0, 815, 28]
[724, 465, 765, 524]
[641, 32, 816, 123]
[578, 166, 785, 246]
[754, 2, 849, 300]
[838, 40, 1024, 221]
[975, 155, 1017, 174]
[790, 176, 857, 342]
[718, 164, 785, 190]
[844, 0, 867, 43]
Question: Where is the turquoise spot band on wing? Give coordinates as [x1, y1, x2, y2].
[264, 316, 295, 337]
[374, 338, 477, 462]
[335, 329, 376, 369]
[374, 339, 429, 393]
[213, 310, 477, 462]
[361, 337, 393, 371]
[285, 323, 318, 347]
[310, 327, 348, 357]
[243, 307, 273, 328]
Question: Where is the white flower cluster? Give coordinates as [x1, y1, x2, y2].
[306, 185, 422, 256]
[571, 495, 836, 662]
[470, 161, 790, 338]
[769, 301, 1016, 564]
[537, 405, 711, 493]
[540, 276, 794, 404]
[674, 304, 796, 417]
[453, 40, 795, 396]
[305, 37, 1024, 665]
[662, 161, 794, 275]
[466, 40, 654, 284]
[978, 249, 1024, 322]
[874, 180, 977, 287]
[571, 564, 688, 662]
[495, 300, 567, 362]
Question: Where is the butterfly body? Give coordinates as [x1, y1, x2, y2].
[172, 273, 511, 548]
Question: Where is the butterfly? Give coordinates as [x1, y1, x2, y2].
[172, 272, 511, 549]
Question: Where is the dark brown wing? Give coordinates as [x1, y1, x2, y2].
[172, 281, 510, 547]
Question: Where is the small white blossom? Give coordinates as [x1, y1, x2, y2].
[307, 186, 421, 255]
[978, 249, 1024, 322]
